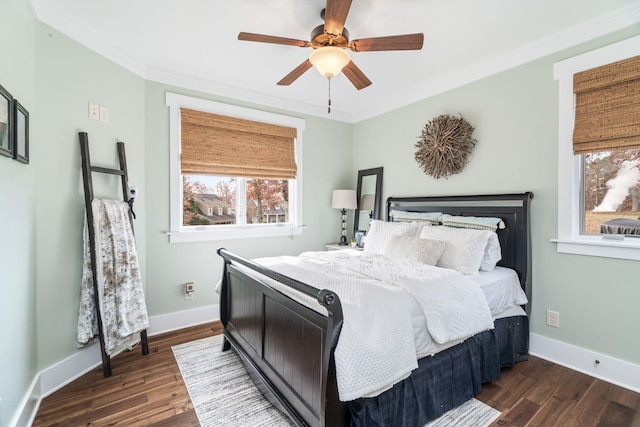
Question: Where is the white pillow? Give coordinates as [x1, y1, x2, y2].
[419, 226, 493, 275]
[382, 235, 446, 266]
[480, 233, 502, 271]
[364, 220, 419, 254]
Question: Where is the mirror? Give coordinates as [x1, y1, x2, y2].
[354, 167, 383, 235]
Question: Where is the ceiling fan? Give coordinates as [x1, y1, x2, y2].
[238, 0, 424, 91]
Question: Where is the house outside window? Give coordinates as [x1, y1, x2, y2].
[554, 36, 640, 260]
[166, 93, 305, 243]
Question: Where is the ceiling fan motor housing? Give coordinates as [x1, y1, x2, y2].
[311, 24, 349, 48]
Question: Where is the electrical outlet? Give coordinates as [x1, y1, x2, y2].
[546, 309, 560, 328]
[184, 282, 194, 300]
[99, 106, 109, 123]
[88, 102, 99, 120]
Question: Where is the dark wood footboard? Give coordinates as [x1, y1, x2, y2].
[217, 248, 349, 427]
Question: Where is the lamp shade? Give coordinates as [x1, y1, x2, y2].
[309, 46, 351, 78]
[332, 189, 357, 210]
[360, 194, 375, 211]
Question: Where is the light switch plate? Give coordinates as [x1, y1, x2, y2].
[99, 106, 109, 123]
[88, 102, 99, 120]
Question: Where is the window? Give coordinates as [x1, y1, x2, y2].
[554, 35, 640, 260]
[166, 93, 305, 243]
[583, 149, 640, 234]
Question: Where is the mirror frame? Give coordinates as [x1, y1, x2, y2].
[354, 167, 383, 236]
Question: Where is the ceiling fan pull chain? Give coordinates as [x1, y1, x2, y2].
[328, 78, 332, 114]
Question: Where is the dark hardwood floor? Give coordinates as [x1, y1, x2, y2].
[32, 322, 223, 427]
[32, 322, 640, 426]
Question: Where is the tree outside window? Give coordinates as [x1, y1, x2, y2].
[182, 175, 291, 227]
[583, 149, 640, 234]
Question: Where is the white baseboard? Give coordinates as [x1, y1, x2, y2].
[530, 332, 640, 393]
[16, 317, 638, 426]
[9, 376, 39, 427]
[147, 304, 220, 336]
[11, 305, 219, 427]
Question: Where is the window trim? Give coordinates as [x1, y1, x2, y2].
[553, 35, 640, 260]
[166, 93, 305, 243]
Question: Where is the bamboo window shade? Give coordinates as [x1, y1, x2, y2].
[572, 55, 640, 155]
[180, 108, 298, 179]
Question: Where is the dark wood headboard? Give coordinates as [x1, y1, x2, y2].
[386, 192, 533, 314]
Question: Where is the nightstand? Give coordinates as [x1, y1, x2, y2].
[325, 243, 362, 251]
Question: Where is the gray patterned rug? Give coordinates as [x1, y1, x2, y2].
[172, 335, 501, 427]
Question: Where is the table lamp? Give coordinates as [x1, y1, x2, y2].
[332, 189, 357, 245]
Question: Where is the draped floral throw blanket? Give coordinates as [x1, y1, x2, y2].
[77, 199, 149, 355]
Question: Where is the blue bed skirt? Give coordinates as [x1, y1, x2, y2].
[347, 315, 529, 427]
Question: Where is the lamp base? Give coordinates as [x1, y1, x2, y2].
[338, 208, 348, 245]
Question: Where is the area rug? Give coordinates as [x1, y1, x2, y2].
[172, 335, 501, 427]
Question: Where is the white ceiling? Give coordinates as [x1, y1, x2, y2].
[29, 0, 640, 122]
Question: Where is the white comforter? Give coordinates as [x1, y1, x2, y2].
[254, 250, 493, 402]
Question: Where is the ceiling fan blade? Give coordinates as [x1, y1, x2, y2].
[238, 32, 310, 48]
[349, 33, 424, 52]
[277, 60, 313, 86]
[324, 0, 352, 37]
[342, 61, 372, 90]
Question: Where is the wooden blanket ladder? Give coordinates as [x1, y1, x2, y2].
[79, 131, 149, 377]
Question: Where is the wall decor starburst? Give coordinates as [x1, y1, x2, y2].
[415, 114, 476, 179]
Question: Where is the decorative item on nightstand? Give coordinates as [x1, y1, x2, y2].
[332, 189, 357, 245]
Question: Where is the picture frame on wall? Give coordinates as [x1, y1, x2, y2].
[0, 84, 13, 159]
[13, 100, 29, 164]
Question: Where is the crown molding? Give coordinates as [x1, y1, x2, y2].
[29, 1, 640, 124]
[146, 66, 354, 123]
[351, 3, 640, 122]
[30, 1, 148, 77]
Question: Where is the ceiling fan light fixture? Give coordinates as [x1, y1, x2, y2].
[309, 46, 350, 78]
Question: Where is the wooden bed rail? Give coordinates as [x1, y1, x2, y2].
[217, 247, 343, 315]
[217, 247, 347, 426]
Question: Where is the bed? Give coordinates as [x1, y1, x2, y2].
[217, 192, 533, 427]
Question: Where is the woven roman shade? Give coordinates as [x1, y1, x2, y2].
[572, 55, 640, 155]
[181, 108, 298, 179]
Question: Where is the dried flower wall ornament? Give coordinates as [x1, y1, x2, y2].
[414, 114, 476, 179]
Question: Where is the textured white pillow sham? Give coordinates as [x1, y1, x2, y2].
[440, 214, 505, 231]
[364, 220, 419, 254]
[390, 210, 442, 224]
[382, 235, 446, 266]
[419, 226, 493, 275]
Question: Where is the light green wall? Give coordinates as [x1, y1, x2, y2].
[1, 0, 638, 423]
[0, 2, 351, 421]
[33, 23, 147, 373]
[0, 0, 37, 425]
[143, 82, 353, 316]
[353, 27, 640, 365]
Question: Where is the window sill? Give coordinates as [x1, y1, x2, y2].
[551, 236, 640, 261]
[168, 225, 304, 243]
